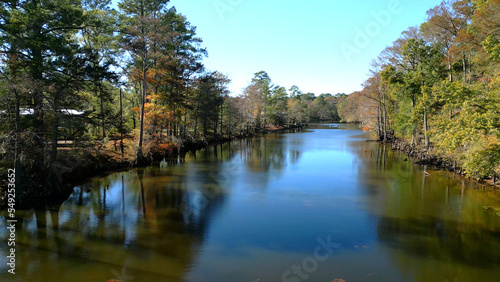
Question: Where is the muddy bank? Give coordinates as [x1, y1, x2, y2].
[389, 138, 499, 188]
[390, 139, 462, 172]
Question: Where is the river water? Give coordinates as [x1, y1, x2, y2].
[1, 123, 500, 281]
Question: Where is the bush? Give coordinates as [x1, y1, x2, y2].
[462, 144, 500, 180]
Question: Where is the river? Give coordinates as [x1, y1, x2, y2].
[1, 123, 500, 281]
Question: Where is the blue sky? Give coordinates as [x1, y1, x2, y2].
[165, 0, 443, 95]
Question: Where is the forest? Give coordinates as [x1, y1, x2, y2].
[0, 0, 499, 205]
[0, 1, 499, 280]
[0, 0, 344, 202]
[339, 0, 500, 181]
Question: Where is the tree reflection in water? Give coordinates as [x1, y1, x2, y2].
[0, 132, 306, 281]
[351, 138, 500, 281]
[2, 124, 499, 281]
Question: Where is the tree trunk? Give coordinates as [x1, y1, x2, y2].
[32, 23, 45, 137]
[51, 98, 59, 163]
[382, 89, 387, 141]
[423, 108, 430, 149]
[194, 105, 199, 137]
[377, 104, 383, 140]
[214, 119, 217, 140]
[462, 52, 467, 82]
[137, 3, 147, 161]
[220, 104, 223, 139]
[203, 118, 207, 138]
[14, 89, 22, 200]
[99, 85, 105, 140]
[120, 89, 124, 159]
[448, 55, 453, 82]
[137, 66, 147, 160]
[183, 114, 187, 139]
[468, 53, 472, 80]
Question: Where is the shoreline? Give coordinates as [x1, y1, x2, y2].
[0, 125, 305, 210]
[385, 138, 500, 189]
[4, 123, 497, 211]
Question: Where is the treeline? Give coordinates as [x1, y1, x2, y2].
[0, 0, 343, 183]
[340, 0, 499, 180]
[237, 71, 345, 128]
[0, 0, 211, 184]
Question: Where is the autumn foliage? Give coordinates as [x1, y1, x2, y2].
[338, 0, 500, 180]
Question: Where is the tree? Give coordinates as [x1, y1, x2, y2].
[81, 0, 119, 140]
[0, 0, 97, 162]
[243, 71, 273, 127]
[470, 0, 500, 73]
[193, 71, 229, 139]
[421, 0, 469, 82]
[287, 95, 311, 125]
[268, 86, 288, 126]
[289, 85, 302, 99]
[154, 8, 206, 138]
[380, 38, 446, 147]
[337, 0, 499, 180]
[119, 0, 169, 160]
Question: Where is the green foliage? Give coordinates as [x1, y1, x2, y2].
[463, 143, 500, 180]
[483, 35, 500, 61]
[194, 71, 229, 137]
[287, 98, 310, 124]
[0, 0, 497, 190]
[340, 0, 500, 180]
[268, 86, 288, 126]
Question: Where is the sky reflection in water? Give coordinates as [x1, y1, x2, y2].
[1, 123, 500, 282]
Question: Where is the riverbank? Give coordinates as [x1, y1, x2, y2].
[388, 138, 499, 188]
[0, 124, 304, 210]
[5, 120, 500, 282]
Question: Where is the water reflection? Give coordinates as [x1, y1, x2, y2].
[351, 138, 500, 281]
[1, 123, 500, 281]
[195, 135, 303, 173]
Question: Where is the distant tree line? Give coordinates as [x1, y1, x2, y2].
[237, 71, 345, 130]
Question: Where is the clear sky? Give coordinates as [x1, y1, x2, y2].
[167, 0, 443, 96]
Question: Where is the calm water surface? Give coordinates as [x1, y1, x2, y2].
[1, 124, 500, 281]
